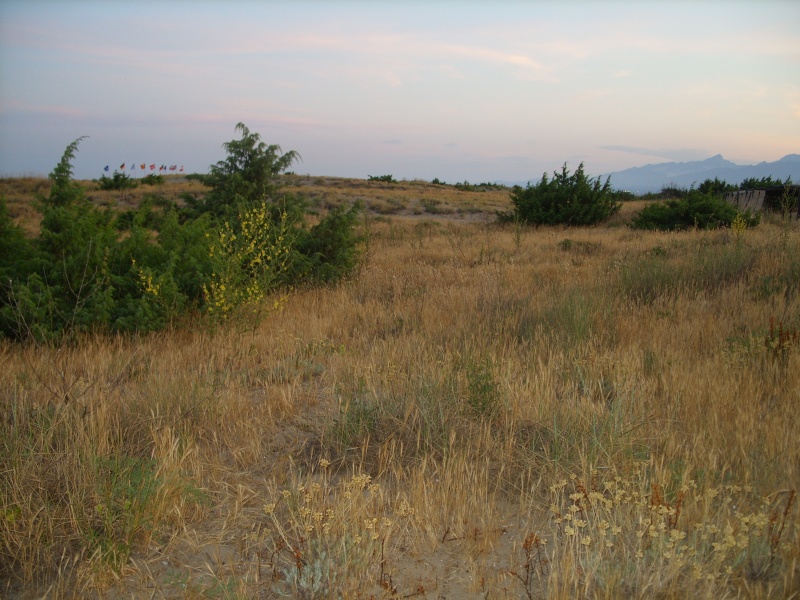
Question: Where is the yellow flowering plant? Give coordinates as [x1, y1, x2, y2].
[203, 202, 294, 323]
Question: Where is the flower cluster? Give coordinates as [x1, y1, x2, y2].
[131, 258, 161, 296]
[203, 204, 292, 318]
[543, 465, 797, 594]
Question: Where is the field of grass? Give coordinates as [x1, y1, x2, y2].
[1, 176, 798, 598]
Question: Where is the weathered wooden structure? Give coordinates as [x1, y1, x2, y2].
[725, 185, 800, 218]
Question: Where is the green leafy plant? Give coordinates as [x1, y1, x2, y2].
[193, 122, 300, 219]
[631, 191, 760, 231]
[140, 173, 165, 186]
[368, 174, 396, 183]
[697, 177, 736, 197]
[502, 163, 621, 226]
[191, 123, 364, 286]
[2, 137, 120, 340]
[203, 202, 293, 322]
[739, 176, 786, 190]
[464, 356, 502, 417]
[98, 170, 138, 191]
[293, 202, 365, 283]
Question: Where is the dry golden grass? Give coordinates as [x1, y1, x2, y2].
[1, 177, 799, 598]
[281, 175, 510, 220]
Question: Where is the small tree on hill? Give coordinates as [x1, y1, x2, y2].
[197, 122, 300, 218]
[503, 163, 620, 226]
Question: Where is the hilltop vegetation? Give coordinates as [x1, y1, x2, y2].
[0, 124, 364, 342]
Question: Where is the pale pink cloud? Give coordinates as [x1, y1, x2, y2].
[1, 100, 86, 118]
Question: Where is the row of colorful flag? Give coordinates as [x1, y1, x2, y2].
[104, 164, 184, 173]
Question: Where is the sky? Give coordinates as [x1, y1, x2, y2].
[1, 1, 798, 184]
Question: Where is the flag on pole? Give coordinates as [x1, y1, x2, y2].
[150, 164, 155, 171]
[179, 165, 184, 173]
[104, 165, 110, 172]
[120, 163, 125, 170]
[140, 163, 145, 171]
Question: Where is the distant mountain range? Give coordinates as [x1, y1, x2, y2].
[603, 154, 800, 194]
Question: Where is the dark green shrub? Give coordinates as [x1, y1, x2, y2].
[739, 176, 786, 190]
[610, 190, 636, 202]
[658, 185, 691, 199]
[185, 172, 209, 184]
[292, 203, 365, 283]
[98, 171, 138, 190]
[502, 163, 621, 226]
[140, 173, 165, 186]
[1, 138, 121, 339]
[631, 191, 760, 231]
[697, 177, 736, 197]
[0, 197, 39, 338]
[368, 174, 396, 183]
[115, 194, 175, 231]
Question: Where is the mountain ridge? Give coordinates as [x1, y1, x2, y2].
[603, 154, 800, 194]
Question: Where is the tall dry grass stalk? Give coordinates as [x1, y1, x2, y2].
[2, 209, 798, 598]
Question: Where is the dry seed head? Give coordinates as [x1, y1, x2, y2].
[396, 499, 414, 517]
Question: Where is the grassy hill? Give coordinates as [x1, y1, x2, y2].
[1, 175, 798, 598]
